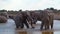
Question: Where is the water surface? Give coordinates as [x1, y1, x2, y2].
[0, 19, 60, 34]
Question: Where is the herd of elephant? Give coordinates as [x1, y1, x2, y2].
[8, 10, 54, 30]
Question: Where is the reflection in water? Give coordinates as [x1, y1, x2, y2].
[15, 30, 60, 34]
[16, 30, 42, 34]
[16, 31, 27, 34]
[16, 30, 54, 34]
[42, 31, 53, 34]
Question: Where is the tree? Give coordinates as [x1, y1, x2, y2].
[19, 9, 22, 12]
[50, 7, 54, 10]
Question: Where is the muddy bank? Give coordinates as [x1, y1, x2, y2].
[54, 14, 60, 20]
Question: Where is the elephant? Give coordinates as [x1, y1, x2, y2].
[26, 10, 54, 30]
[26, 11, 43, 28]
[14, 11, 29, 29]
[40, 10, 54, 30]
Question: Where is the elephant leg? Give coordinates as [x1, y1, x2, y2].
[50, 15, 53, 29]
[51, 22, 53, 29]
[47, 25, 49, 29]
[16, 25, 19, 28]
[40, 24, 43, 30]
[47, 22, 49, 29]
[15, 23, 20, 28]
[40, 22, 44, 30]
[20, 22, 24, 28]
[45, 25, 47, 30]
[31, 21, 35, 28]
[24, 21, 29, 28]
[31, 20, 37, 28]
[44, 21, 49, 30]
[31, 24, 35, 28]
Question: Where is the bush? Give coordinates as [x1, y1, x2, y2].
[0, 16, 7, 23]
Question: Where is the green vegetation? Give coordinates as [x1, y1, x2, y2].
[0, 8, 60, 14]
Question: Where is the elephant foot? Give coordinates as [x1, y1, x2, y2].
[32, 27, 35, 29]
[16, 26, 19, 29]
[45, 28, 48, 30]
[40, 29, 43, 31]
[15, 28, 19, 30]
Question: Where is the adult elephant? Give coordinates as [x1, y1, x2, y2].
[26, 11, 43, 28]
[27, 10, 54, 30]
[14, 11, 29, 29]
[40, 10, 54, 30]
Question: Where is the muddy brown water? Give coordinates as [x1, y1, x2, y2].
[0, 19, 60, 34]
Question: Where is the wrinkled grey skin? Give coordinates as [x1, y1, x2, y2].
[26, 11, 44, 28]
[27, 10, 54, 30]
[40, 10, 54, 30]
[14, 12, 29, 29]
